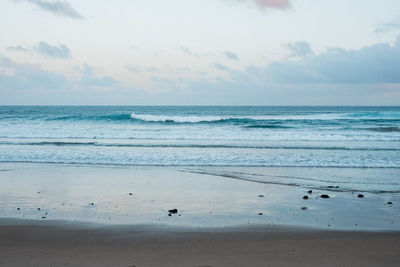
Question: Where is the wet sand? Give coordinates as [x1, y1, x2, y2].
[0, 219, 399, 267]
[0, 163, 399, 266]
[0, 163, 399, 230]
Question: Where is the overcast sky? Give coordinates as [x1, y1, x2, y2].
[1, 0, 400, 105]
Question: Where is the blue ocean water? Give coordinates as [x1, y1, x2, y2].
[0, 106, 399, 167]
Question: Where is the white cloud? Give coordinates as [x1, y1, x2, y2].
[35, 42, 71, 59]
[224, 51, 239, 61]
[15, 0, 83, 19]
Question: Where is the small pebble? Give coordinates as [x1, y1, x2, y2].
[357, 194, 364, 198]
[320, 194, 330, 199]
[387, 201, 393, 205]
[91, 203, 94, 206]
[258, 212, 263, 215]
[168, 209, 178, 214]
[307, 190, 312, 194]
[303, 195, 309, 200]
[301, 207, 308, 210]
[129, 193, 133, 195]
[17, 208, 20, 210]
[258, 195, 264, 197]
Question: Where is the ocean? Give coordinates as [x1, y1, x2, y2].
[0, 106, 399, 167]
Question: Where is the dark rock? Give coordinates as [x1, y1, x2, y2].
[320, 194, 330, 199]
[168, 214, 171, 217]
[303, 195, 309, 200]
[168, 209, 178, 214]
[327, 186, 339, 189]
[91, 203, 94, 206]
[357, 194, 364, 198]
[37, 208, 41, 210]
[258, 194, 264, 197]
[258, 212, 263, 215]
[129, 193, 133, 195]
[41, 216, 46, 219]
[301, 207, 308, 210]
[387, 201, 393, 205]
[307, 190, 312, 194]
[17, 208, 20, 210]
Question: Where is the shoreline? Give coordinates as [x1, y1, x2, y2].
[0, 162, 399, 230]
[1, 218, 400, 266]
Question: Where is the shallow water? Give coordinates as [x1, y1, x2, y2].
[0, 163, 398, 230]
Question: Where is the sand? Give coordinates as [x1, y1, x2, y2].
[1, 163, 399, 266]
[0, 219, 399, 267]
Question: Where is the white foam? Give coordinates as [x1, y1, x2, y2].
[129, 112, 400, 122]
[130, 113, 224, 123]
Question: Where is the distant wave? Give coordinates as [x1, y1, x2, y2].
[1, 140, 399, 151]
[244, 125, 292, 129]
[49, 114, 132, 121]
[33, 112, 400, 127]
[130, 113, 224, 123]
[367, 127, 400, 132]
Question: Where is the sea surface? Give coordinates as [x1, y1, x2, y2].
[0, 106, 400, 167]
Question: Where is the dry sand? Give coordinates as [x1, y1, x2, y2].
[0, 220, 399, 267]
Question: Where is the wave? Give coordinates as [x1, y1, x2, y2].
[48, 114, 133, 122]
[1, 140, 399, 151]
[181, 170, 400, 194]
[16, 112, 400, 128]
[367, 127, 400, 132]
[130, 113, 224, 123]
[244, 125, 292, 129]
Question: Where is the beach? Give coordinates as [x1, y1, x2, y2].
[0, 163, 399, 266]
[2, 0, 400, 264]
[1, 219, 400, 267]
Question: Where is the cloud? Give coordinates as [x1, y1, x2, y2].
[0, 56, 130, 93]
[0, 55, 69, 90]
[179, 46, 198, 56]
[0, 57, 144, 104]
[375, 16, 400, 34]
[6, 45, 29, 52]
[240, 0, 291, 10]
[148, 37, 400, 105]
[15, 0, 83, 19]
[77, 64, 122, 89]
[277, 38, 400, 83]
[221, 36, 400, 84]
[6, 41, 71, 59]
[224, 51, 239, 60]
[214, 63, 230, 71]
[35, 41, 71, 59]
[285, 41, 313, 58]
[126, 65, 159, 73]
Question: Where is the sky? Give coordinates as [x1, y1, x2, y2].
[1, 0, 400, 105]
